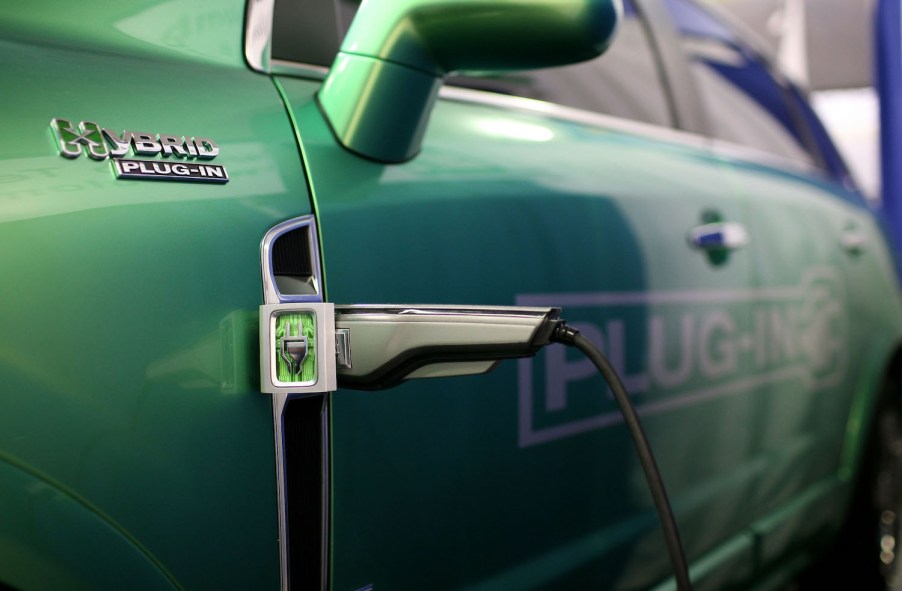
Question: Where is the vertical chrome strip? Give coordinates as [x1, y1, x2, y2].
[262, 215, 329, 591]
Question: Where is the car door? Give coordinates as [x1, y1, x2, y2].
[262, 1, 780, 588]
[659, 0, 902, 576]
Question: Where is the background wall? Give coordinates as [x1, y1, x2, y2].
[713, 0, 879, 200]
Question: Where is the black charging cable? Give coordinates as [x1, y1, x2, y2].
[551, 322, 693, 591]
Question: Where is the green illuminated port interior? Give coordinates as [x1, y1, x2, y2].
[275, 312, 317, 383]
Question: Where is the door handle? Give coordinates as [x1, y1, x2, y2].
[688, 222, 749, 251]
[840, 229, 867, 254]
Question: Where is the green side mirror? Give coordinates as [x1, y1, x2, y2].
[318, 0, 622, 163]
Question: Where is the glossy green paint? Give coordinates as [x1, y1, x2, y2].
[0, 1, 248, 68]
[280, 74, 836, 588]
[717, 156, 902, 543]
[284, 44, 902, 583]
[0, 1, 315, 587]
[317, 0, 622, 162]
[4, 1, 902, 589]
[317, 53, 442, 163]
[0, 456, 176, 590]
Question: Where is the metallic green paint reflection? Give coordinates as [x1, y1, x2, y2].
[0, 0, 247, 69]
[318, 53, 442, 163]
[0, 454, 177, 590]
[719, 155, 902, 509]
[283, 69, 902, 587]
[282, 77, 763, 589]
[0, 5, 314, 585]
[649, 533, 754, 591]
[317, 0, 622, 162]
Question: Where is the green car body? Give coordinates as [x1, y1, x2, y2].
[1, 0, 901, 589]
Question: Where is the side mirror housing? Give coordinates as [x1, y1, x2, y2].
[317, 0, 622, 163]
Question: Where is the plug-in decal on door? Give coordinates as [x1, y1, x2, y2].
[516, 267, 848, 447]
[49, 118, 228, 183]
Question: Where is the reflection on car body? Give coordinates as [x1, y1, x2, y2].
[1, 0, 900, 589]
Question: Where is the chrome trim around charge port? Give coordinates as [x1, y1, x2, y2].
[261, 215, 329, 591]
[261, 215, 323, 305]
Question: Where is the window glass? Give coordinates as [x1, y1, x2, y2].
[788, 86, 859, 190]
[448, 2, 671, 127]
[273, 0, 341, 65]
[662, 0, 816, 166]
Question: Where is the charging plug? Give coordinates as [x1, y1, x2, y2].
[333, 305, 561, 390]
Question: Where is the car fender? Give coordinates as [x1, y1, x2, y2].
[0, 453, 179, 591]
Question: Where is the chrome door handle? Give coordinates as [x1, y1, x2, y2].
[688, 222, 749, 251]
[840, 230, 867, 254]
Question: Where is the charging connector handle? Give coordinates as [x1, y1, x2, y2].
[552, 322, 694, 591]
[334, 305, 561, 390]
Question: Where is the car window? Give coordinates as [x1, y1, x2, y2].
[661, 0, 817, 166]
[272, 0, 341, 66]
[444, 0, 673, 127]
[786, 84, 860, 190]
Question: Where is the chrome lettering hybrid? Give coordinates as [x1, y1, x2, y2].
[51, 119, 109, 160]
[50, 118, 227, 183]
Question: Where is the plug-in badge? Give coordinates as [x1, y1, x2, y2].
[49, 118, 229, 183]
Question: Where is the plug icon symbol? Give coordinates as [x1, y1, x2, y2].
[260, 304, 333, 394]
[279, 322, 309, 376]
